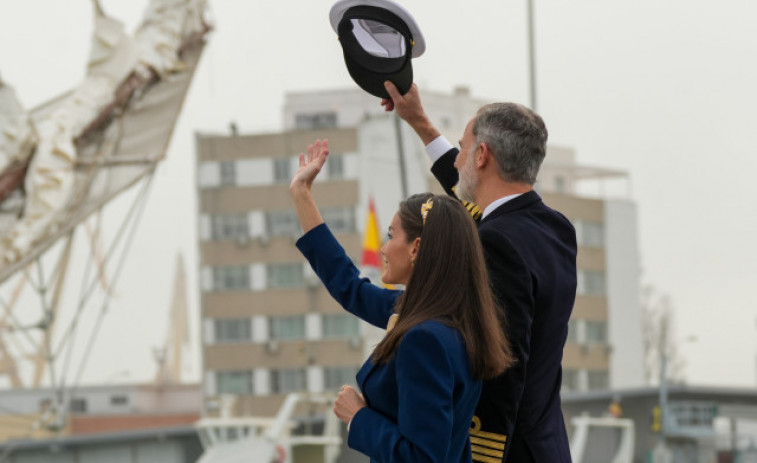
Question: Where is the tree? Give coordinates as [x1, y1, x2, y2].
[641, 285, 686, 385]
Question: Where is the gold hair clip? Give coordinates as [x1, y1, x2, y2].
[421, 198, 433, 225]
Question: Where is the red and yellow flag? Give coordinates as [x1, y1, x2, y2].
[361, 196, 394, 289]
[361, 196, 382, 268]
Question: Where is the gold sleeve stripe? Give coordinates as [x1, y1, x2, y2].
[472, 453, 503, 463]
[470, 436, 505, 450]
[462, 200, 483, 221]
[470, 429, 508, 443]
[472, 445, 504, 458]
[450, 186, 483, 221]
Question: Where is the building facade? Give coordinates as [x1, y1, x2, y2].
[561, 386, 757, 463]
[196, 86, 644, 419]
[0, 383, 201, 443]
[539, 146, 645, 392]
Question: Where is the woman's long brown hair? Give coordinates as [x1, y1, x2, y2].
[371, 194, 513, 379]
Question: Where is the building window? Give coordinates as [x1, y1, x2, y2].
[273, 158, 291, 183]
[587, 371, 609, 390]
[324, 366, 359, 390]
[219, 161, 236, 186]
[212, 214, 249, 241]
[668, 402, 717, 430]
[217, 371, 254, 395]
[322, 207, 355, 233]
[267, 263, 304, 289]
[585, 320, 607, 344]
[327, 154, 344, 179]
[212, 266, 250, 291]
[271, 368, 307, 394]
[579, 271, 606, 296]
[322, 314, 360, 339]
[294, 112, 337, 130]
[110, 395, 129, 406]
[269, 315, 306, 341]
[579, 221, 605, 247]
[562, 369, 580, 391]
[69, 398, 87, 413]
[566, 318, 578, 344]
[215, 318, 252, 343]
[266, 210, 300, 237]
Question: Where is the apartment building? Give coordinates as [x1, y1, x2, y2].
[538, 146, 644, 391]
[196, 86, 644, 418]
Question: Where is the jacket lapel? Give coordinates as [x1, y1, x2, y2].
[356, 357, 379, 397]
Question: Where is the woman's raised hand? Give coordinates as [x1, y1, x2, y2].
[289, 139, 329, 194]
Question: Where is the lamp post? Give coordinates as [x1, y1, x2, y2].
[526, 0, 537, 111]
[393, 114, 408, 198]
[657, 335, 697, 462]
[658, 351, 669, 458]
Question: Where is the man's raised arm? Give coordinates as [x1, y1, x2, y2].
[381, 82, 440, 145]
[382, 81, 481, 220]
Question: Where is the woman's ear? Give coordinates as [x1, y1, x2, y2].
[410, 237, 421, 259]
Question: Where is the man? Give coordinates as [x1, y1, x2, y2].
[382, 82, 577, 463]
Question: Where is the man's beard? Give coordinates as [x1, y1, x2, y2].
[456, 147, 478, 204]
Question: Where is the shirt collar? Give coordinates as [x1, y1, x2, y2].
[481, 193, 523, 220]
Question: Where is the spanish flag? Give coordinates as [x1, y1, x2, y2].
[361, 196, 393, 289]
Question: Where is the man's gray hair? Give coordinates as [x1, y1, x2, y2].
[472, 103, 548, 185]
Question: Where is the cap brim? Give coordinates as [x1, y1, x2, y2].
[330, 0, 425, 57]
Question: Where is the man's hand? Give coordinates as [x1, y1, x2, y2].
[380, 82, 440, 145]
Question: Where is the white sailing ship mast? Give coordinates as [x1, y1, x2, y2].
[0, 0, 209, 432]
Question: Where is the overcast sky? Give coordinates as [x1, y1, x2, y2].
[1, 0, 756, 389]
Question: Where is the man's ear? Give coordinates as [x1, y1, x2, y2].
[476, 142, 490, 168]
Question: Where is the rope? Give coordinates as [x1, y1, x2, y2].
[64, 172, 156, 402]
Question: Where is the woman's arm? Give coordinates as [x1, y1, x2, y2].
[291, 139, 400, 327]
[289, 139, 328, 233]
[296, 223, 400, 328]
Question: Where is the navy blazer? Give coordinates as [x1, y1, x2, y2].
[432, 148, 578, 463]
[297, 224, 482, 463]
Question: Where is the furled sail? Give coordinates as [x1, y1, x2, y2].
[0, 0, 210, 282]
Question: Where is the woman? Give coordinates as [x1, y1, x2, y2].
[290, 139, 512, 463]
